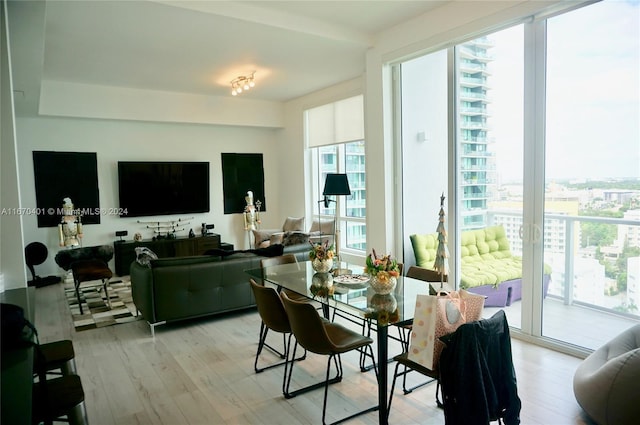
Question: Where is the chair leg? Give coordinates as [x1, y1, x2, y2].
[255, 323, 305, 374]
[283, 343, 341, 399]
[74, 279, 84, 315]
[102, 278, 112, 309]
[388, 360, 402, 418]
[67, 400, 89, 425]
[321, 352, 379, 425]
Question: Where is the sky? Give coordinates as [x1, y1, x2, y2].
[488, 0, 639, 182]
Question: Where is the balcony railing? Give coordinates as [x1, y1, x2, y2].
[487, 211, 640, 320]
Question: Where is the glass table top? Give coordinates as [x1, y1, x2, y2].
[246, 260, 443, 327]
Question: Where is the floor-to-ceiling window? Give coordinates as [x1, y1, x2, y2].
[306, 96, 367, 256]
[399, 0, 639, 351]
[541, 0, 640, 348]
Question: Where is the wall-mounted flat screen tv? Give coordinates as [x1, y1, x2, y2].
[117, 161, 210, 217]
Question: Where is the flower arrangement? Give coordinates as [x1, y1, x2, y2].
[308, 240, 335, 261]
[365, 307, 399, 326]
[364, 249, 400, 283]
[365, 294, 399, 325]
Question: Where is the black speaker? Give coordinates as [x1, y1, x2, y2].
[115, 230, 128, 242]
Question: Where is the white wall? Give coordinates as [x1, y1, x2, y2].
[1, 0, 27, 290]
[16, 116, 284, 276]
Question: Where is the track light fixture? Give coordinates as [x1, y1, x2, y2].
[231, 72, 256, 96]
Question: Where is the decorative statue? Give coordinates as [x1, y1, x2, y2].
[243, 191, 261, 231]
[58, 197, 83, 247]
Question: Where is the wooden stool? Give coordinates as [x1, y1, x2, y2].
[71, 259, 113, 314]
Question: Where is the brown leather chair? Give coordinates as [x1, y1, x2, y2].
[337, 263, 403, 372]
[393, 266, 442, 394]
[249, 279, 305, 387]
[259, 254, 308, 301]
[280, 291, 378, 425]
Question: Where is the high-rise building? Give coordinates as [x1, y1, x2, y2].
[458, 37, 495, 230]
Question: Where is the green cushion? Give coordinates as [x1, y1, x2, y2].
[411, 225, 552, 289]
[410, 233, 438, 268]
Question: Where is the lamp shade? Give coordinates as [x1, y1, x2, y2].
[323, 173, 351, 196]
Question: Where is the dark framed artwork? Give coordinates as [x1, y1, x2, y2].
[221, 153, 266, 214]
[32, 151, 100, 227]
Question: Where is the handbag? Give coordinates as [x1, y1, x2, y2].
[407, 290, 485, 370]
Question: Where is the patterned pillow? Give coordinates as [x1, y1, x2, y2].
[282, 231, 309, 246]
[135, 247, 158, 267]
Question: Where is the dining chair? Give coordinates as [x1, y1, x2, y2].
[280, 291, 379, 425]
[332, 263, 404, 372]
[32, 346, 88, 425]
[394, 265, 445, 394]
[388, 286, 486, 415]
[249, 279, 306, 384]
[259, 254, 306, 300]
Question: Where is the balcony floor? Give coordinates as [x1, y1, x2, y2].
[484, 296, 640, 351]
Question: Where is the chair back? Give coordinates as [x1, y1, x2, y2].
[406, 265, 447, 282]
[280, 291, 333, 355]
[249, 279, 291, 334]
[260, 254, 298, 284]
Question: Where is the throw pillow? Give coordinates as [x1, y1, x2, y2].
[309, 218, 335, 234]
[252, 229, 274, 245]
[283, 216, 305, 232]
[269, 232, 285, 245]
[282, 231, 309, 246]
[135, 247, 158, 267]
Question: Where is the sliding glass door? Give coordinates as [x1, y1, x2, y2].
[399, 0, 639, 351]
[455, 26, 525, 331]
[542, 0, 640, 349]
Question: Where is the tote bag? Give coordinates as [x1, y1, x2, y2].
[408, 290, 485, 370]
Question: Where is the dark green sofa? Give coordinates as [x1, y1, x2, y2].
[130, 245, 309, 336]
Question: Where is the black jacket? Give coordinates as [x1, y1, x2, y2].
[438, 309, 521, 425]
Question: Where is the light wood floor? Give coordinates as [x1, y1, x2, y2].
[34, 282, 596, 425]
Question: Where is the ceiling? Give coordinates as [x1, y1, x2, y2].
[9, 0, 449, 112]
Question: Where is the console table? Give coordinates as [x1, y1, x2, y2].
[113, 234, 224, 276]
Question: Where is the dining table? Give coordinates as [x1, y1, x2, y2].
[246, 260, 436, 425]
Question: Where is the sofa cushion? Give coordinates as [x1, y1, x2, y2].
[283, 216, 305, 232]
[269, 232, 285, 245]
[309, 218, 335, 235]
[205, 244, 285, 260]
[252, 229, 277, 245]
[410, 233, 438, 267]
[150, 255, 218, 268]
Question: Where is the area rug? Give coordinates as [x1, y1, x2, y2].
[64, 275, 140, 331]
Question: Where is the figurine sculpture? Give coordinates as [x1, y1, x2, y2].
[58, 197, 83, 247]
